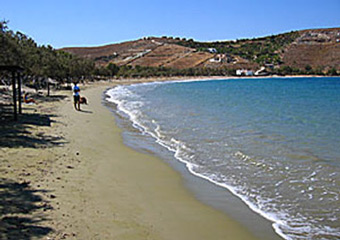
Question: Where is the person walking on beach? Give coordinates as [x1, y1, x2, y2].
[73, 82, 81, 111]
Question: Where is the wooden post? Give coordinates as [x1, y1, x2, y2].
[47, 80, 50, 96]
[17, 72, 22, 114]
[12, 70, 17, 120]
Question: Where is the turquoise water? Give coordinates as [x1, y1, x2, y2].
[106, 77, 340, 240]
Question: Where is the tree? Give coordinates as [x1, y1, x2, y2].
[305, 65, 312, 73]
[0, 20, 95, 83]
[107, 63, 119, 76]
[327, 67, 338, 76]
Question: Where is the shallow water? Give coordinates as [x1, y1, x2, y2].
[106, 77, 340, 240]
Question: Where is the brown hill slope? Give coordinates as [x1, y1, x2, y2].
[61, 38, 161, 66]
[61, 37, 215, 69]
[283, 28, 340, 70]
[129, 44, 193, 67]
[164, 51, 213, 69]
[60, 28, 340, 71]
[128, 44, 214, 69]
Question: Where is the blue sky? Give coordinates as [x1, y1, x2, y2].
[1, 0, 339, 48]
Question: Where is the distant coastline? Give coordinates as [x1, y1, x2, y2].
[107, 74, 334, 86]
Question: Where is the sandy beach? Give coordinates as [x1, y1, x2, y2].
[0, 81, 260, 240]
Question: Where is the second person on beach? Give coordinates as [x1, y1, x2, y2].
[73, 82, 81, 111]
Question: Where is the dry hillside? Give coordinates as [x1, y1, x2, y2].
[60, 28, 340, 72]
[283, 28, 340, 70]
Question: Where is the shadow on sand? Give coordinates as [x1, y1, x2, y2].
[0, 93, 69, 238]
[0, 103, 67, 148]
[34, 94, 67, 103]
[0, 178, 53, 239]
[78, 109, 93, 114]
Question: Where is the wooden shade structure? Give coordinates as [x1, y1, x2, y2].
[0, 65, 24, 120]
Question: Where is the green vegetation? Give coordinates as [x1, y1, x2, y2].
[271, 66, 303, 75]
[97, 64, 236, 78]
[327, 67, 338, 76]
[268, 65, 339, 76]
[0, 21, 95, 83]
[177, 31, 300, 65]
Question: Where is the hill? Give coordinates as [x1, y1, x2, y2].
[61, 28, 340, 75]
[61, 37, 215, 70]
[282, 28, 340, 71]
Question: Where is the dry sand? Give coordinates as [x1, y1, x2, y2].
[0, 81, 260, 240]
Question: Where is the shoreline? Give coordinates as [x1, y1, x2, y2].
[1, 81, 260, 239]
[108, 94, 282, 240]
[103, 74, 335, 93]
[105, 80, 284, 240]
[109, 74, 331, 83]
[106, 76, 340, 240]
[53, 83, 261, 239]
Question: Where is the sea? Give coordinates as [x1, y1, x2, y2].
[105, 77, 340, 240]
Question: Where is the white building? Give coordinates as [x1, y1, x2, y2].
[236, 69, 254, 76]
[207, 48, 217, 53]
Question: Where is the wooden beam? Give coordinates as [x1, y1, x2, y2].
[12, 70, 17, 120]
[47, 81, 50, 96]
[17, 72, 22, 114]
[0, 65, 24, 72]
[0, 65, 24, 121]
